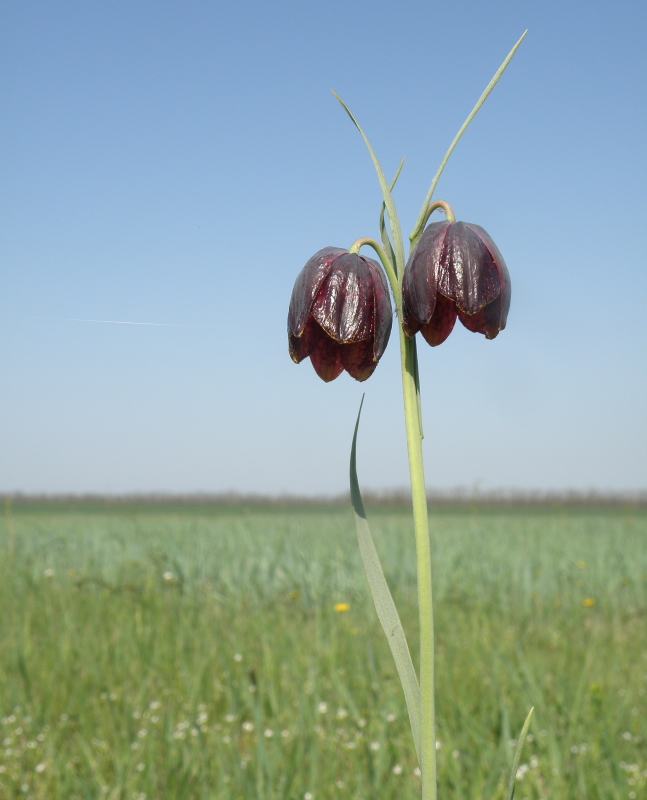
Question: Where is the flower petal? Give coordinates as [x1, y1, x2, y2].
[456, 294, 505, 339]
[311, 254, 376, 343]
[340, 339, 377, 382]
[419, 293, 457, 346]
[288, 247, 347, 337]
[308, 322, 344, 382]
[402, 222, 449, 324]
[438, 222, 500, 314]
[363, 257, 393, 361]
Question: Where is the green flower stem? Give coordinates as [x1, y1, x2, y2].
[348, 238, 400, 301]
[399, 325, 437, 800]
[350, 234, 436, 800]
[420, 199, 456, 230]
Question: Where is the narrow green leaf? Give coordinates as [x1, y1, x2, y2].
[410, 30, 528, 244]
[379, 158, 405, 272]
[332, 91, 406, 276]
[350, 397, 421, 763]
[505, 707, 534, 800]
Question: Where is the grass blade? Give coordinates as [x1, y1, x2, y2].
[410, 30, 527, 244]
[505, 706, 534, 800]
[379, 158, 405, 273]
[350, 397, 421, 763]
[332, 91, 406, 276]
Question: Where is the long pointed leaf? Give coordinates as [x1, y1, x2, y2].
[505, 707, 534, 800]
[379, 158, 405, 272]
[411, 30, 528, 243]
[350, 397, 421, 763]
[332, 91, 406, 276]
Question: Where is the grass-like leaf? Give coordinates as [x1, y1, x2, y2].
[350, 397, 421, 763]
[410, 30, 528, 244]
[379, 158, 405, 273]
[332, 91, 406, 277]
[504, 706, 534, 800]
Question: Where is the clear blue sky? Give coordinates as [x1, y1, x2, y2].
[1, 0, 646, 495]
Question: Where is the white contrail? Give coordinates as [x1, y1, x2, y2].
[10, 316, 209, 329]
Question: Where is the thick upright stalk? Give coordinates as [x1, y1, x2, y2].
[399, 327, 436, 800]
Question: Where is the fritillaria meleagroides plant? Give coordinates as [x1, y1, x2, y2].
[288, 32, 532, 800]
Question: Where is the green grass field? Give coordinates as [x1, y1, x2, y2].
[1, 500, 646, 799]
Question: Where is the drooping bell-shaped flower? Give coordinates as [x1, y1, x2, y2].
[288, 246, 393, 382]
[402, 221, 510, 346]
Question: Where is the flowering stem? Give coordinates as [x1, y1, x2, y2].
[421, 200, 456, 230]
[348, 238, 399, 299]
[351, 234, 437, 800]
[399, 323, 437, 800]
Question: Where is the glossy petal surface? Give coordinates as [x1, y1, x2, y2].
[402, 219, 510, 345]
[402, 221, 448, 325]
[288, 247, 347, 337]
[419, 293, 457, 347]
[340, 339, 377, 382]
[287, 248, 393, 382]
[438, 222, 500, 314]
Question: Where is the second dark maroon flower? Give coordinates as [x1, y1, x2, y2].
[402, 221, 510, 346]
[288, 247, 393, 382]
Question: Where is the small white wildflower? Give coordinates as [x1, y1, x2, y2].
[392, 764, 403, 775]
[35, 762, 46, 773]
[357, 718, 366, 728]
[21, 784, 29, 793]
[516, 763, 530, 779]
[150, 715, 159, 724]
[43, 569, 54, 578]
[222, 735, 231, 743]
[234, 653, 243, 662]
[370, 741, 380, 751]
[0, 765, 6, 773]
[386, 712, 396, 722]
[149, 700, 161, 710]
[435, 740, 442, 750]
[623, 731, 633, 740]
[163, 572, 174, 582]
[225, 713, 235, 723]
[138, 728, 147, 738]
[304, 792, 313, 799]
[132, 710, 141, 719]
[570, 745, 579, 754]
[413, 767, 421, 777]
[317, 702, 328, 714]
[345, 741, 356, 749]
[136, 762, 145, 772]
[264, 729, 274, 738]
[190, 728, 199, 737]
[336, 708, 348, 720]
[242, 721, 254, 732]
[27, 740, 37, 749]
[197, 712, 208, 725]
[131, 741, 139, 750]
[452, 750, 460, 759]
[281, 729, 291, 738]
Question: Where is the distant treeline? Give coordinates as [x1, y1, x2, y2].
[4, 489, 647, 509]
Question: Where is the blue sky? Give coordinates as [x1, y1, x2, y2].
[1, 0, 646, 495]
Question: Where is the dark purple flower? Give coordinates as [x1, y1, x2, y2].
[402, 221, 510, 346]
[288, 247, 393, 382]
